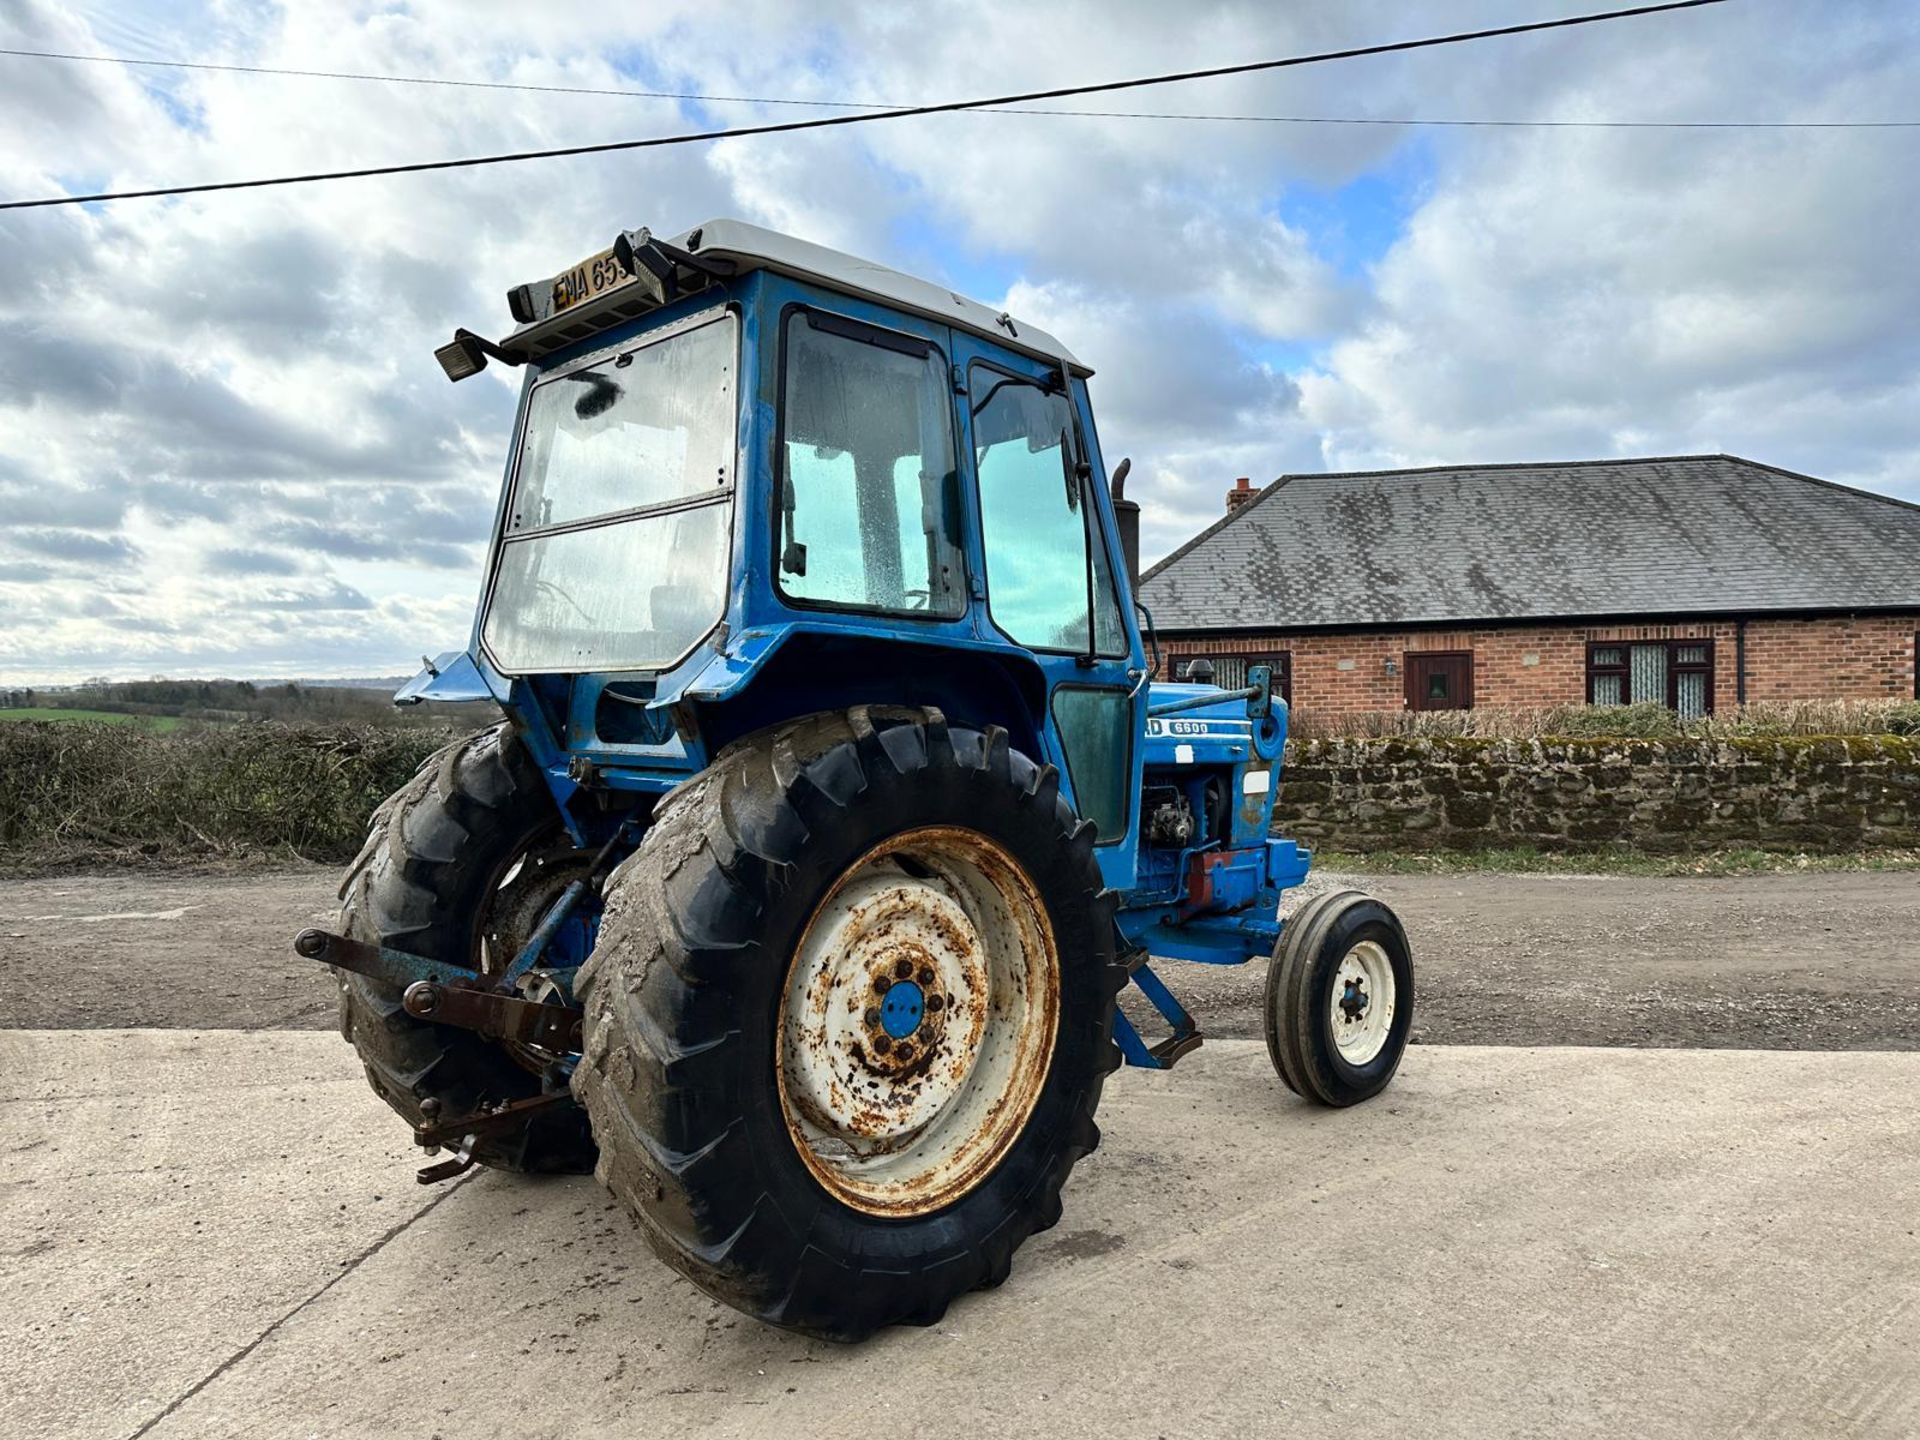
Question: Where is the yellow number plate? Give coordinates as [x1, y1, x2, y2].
[550, 247, 633, 313]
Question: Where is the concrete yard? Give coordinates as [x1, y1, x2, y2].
[5, 1030, 1917, 1439]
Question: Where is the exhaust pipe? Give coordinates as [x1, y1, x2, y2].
[1109, 457, 1140, 595]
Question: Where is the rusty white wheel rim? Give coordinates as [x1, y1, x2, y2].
[777, 826, 1059, 1217]
[1331, 940, 1395, 1066]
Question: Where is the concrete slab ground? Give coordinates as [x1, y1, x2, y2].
[3, 1032, 1916, 1440]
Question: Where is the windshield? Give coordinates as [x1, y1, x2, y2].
[482, 310, 736, 673]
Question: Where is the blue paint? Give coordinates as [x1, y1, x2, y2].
[880, 980, 925, 1039]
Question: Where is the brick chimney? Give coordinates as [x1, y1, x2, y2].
[1225, 477, 1256, 514]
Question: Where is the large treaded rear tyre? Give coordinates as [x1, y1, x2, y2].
[336, 723, 597, 1175]
[572, 706, 1125, 1341]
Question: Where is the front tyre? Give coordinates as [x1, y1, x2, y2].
[572, 707, 1125, 1340]
[1266, 889, 1415, 1106]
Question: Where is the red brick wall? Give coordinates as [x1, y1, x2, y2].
[1163, 614, 1919, 718]
[1741, 616, 1919, 703]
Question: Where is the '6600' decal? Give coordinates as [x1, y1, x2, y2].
[1146, 718, 1245, 738]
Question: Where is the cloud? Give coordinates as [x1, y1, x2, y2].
[7, 527, 142, 564]
[201, 546, 306, 577]
[1294, 1, 1920, 498]
[0, 0, 1914, 684]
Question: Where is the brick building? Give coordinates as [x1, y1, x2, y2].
[1140, 456, 1920, 719]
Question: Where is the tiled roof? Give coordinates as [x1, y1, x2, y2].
[1139, 455, 1920, 630]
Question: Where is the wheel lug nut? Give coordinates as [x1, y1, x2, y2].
[864, 1007, 880, 1028]
[893, 958, 913, 979]
[926, 993, 945, 1012]
[917, 966, 933, 985]
[873, 1035, 892, 1055]
[894, 1041, 913, 1061]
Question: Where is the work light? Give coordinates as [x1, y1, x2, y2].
[434, 331, 488, 383]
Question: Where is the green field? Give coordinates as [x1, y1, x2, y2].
[0, 708, 185, 733]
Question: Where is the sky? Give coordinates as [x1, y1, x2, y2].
[1, 0, 1916, 684]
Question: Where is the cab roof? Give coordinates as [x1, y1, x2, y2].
[494, 218, 1085, 377]
[676, 219, 1086, 375]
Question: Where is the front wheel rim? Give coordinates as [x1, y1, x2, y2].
[777, 826, 1060, 1218]
[1330, 939, 1397, 1066]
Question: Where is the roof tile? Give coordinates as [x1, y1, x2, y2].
[1139, 455, 1920, 629]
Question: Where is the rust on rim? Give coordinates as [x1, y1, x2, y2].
[775, 825, 1061, 1218]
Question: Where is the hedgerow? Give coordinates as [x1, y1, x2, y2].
[0, 721, 452, 869]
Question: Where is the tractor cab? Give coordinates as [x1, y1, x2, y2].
[309, 220, 1414, 1342]
[419, 219, 1146, 882]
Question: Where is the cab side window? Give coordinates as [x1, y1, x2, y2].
[970, 369, 1125, 655]
[777, 311, 964, 618]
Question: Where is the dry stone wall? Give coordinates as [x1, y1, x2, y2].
[1272, 736, 1920, 853]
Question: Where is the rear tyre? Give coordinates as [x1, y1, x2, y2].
[336, 723, 597, 1174]
[572, 707, 1126, 1341]
[1266, 889, 1414, 1107]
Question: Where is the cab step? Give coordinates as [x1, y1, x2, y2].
[1114, 950, 1204, 1069]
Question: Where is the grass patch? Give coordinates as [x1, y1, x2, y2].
[1314, 845, 1920, 877]
[0, 707, 184, 733]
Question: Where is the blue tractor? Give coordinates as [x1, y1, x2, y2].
[295, 220, 1414, 1341]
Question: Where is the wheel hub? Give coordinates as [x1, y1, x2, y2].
[1338, 976, 1369, 1023]
[853, 941, 954, 1074]
[1329, 940, 1396, 1066]
[877, 978, 928, 1040]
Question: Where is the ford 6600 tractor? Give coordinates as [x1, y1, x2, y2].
[294, 220, 1414, 1341]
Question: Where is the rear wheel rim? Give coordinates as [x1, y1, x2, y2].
[474, 830, 596, 1073]
[776, 826, 1060, 1218]
[1330, 939, 1396, 1066]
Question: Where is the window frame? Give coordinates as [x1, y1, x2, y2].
[497, 305, 739, 544]
[965, 358, 1127, 661]
[1586, 639, 1715, 714]
[1172, 651, 1292, 707]
[479, 304, 740, 678]
[770, 302, 967, 624]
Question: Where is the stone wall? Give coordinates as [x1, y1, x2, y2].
[1272, 735, 1920, 853]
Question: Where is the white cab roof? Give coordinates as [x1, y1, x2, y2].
[673, 218, 1087, 374]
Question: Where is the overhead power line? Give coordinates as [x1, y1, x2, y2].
[0, 0, 1731, 212]
[7, 37, 1908, 130]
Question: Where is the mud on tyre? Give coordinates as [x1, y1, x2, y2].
[572, 706, 1126, 1340]
[336, 723, 597, 1174]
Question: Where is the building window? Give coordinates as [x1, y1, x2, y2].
[1172, 652, 1291, 706]
[1587, 641, 1713, 717]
